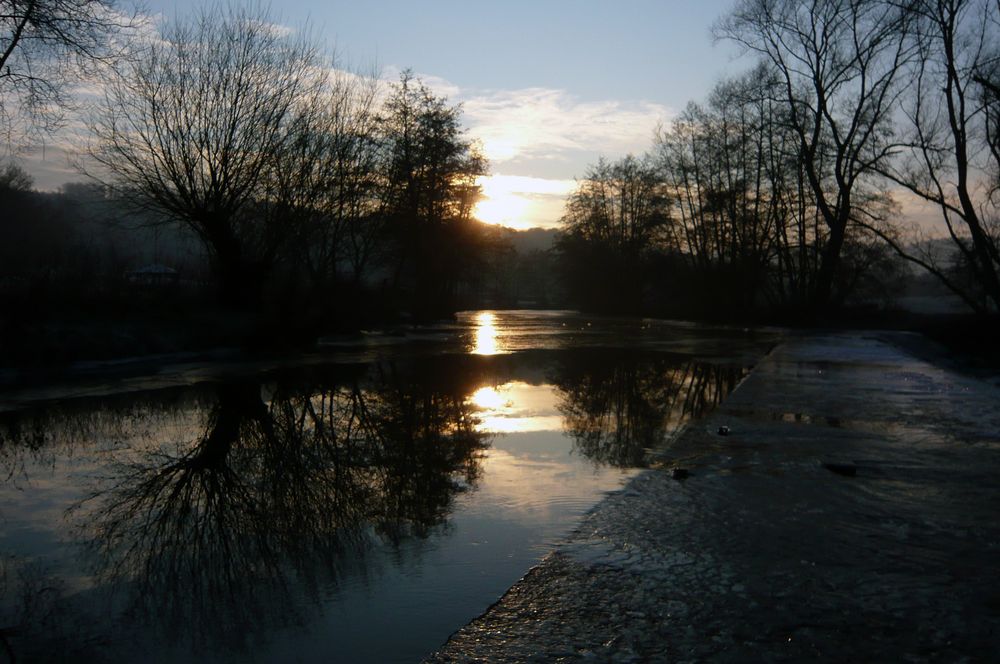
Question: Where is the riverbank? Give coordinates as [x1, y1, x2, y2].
[427, 332, 1000, 661]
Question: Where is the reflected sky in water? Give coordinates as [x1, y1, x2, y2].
[0, 312, 762, 663]
[467, 382, 564, 433]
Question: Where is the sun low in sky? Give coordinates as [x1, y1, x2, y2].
[473, 174, 576, 230]
[19, 0, 743, 230]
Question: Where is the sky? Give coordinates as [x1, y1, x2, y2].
[21, 0, 747, 229]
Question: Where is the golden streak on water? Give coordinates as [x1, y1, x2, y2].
[465, 381, 565, 434]
[476, 414, 565, 434]
[472, 311, 502, 355]
[469, 386, 511, 410]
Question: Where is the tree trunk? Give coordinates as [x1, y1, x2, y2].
[812, 217, 848, 310]
[206, 222, 262, 308]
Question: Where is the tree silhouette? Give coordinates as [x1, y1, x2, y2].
[0, 0, 136, 150]
[717, 0, 915, 309]
[870, 0, 1000, 314]
[656, 72, 797, 310]
[654, 66, 903, 313]
[552, 351, 744, 467]
[378, 70, 487, 318]
[556, 155, 670, 312]
[86, 4, 338, 307]
[70, 364, 490, 650]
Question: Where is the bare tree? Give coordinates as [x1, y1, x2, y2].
[561, 154, 671, 254]
[716, 0, 915, 308]
[874, 0, 1000, 313]
[656, 69, 801, 309]
[267, 68, 383, 293]
[0, 0, 135, 150]
[557, 154, 671, 311]
[86, 4, 335, 306]
[303, 70, 383, 289]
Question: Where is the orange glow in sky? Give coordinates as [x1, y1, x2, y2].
[474, 193, 531, 229]
[472, 174, 576, 231]
[473, 177, 531, 229]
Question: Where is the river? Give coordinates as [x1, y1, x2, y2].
[0, 310, 777, 662]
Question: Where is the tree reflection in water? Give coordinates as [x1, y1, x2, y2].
[69, 361, 491, 652]
[552, 350, 745, 467]
[0, 349, 744, 659]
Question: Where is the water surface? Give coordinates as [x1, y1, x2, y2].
[0, 311, 774, 662]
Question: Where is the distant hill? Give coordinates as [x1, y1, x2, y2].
[506, 227, 559, 253]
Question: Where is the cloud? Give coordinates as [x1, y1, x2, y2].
[380, 67, 673, 176]
[458, 87, 672, 173]
[479, 174, 576, 197]
[893, 188, 945, 236]
[384, 71, 674, 228]
[455, 88, 672, 228]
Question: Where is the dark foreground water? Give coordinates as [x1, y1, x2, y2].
[0, 311, 775, 663]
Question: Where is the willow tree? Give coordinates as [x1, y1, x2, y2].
[87, 4, 332, 306]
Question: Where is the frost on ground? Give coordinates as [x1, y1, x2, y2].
[427, 333, 1000, 662]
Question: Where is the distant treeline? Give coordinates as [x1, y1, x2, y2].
[0, 169, 560, 362]
[0, 3, 559, 363]
[556, 0, 1000, 319]
[3, 1, 999, 366]
[74, 4, 499, 324]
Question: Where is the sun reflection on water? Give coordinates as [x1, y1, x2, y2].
[471, 311, 502, 355]
[466, 381, 564, 434]
[469, 385, 512, 411]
